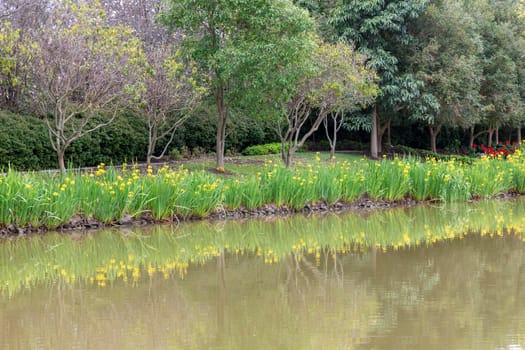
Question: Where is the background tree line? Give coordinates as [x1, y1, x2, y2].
[0, 0, 524, 171]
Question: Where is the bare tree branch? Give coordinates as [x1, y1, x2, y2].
[27, 1, 145, 173]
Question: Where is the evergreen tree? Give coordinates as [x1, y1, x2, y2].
[331, 0, 429, 157]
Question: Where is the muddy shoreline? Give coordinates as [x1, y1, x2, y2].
[0, 193, 520, 238]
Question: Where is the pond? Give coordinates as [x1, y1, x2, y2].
[2, 199, 525, 349]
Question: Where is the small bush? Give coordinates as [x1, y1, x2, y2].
[242, 142, 306, 156]
[169, 148, 184, 161]
[191, 146, 206, 158]
[392, 145, 475, 164]
[242, 143, 282, 156]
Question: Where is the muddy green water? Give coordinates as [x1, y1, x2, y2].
[2, 200, 525, 349]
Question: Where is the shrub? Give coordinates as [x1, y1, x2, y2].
[0, 110, 148, 170]
[0, 111, 56, 170]
[392, 145, 475, 164]
[65, 112, 148, 167]
[242, 143, 282, 156]
[242, 142, 306, 156]
[169, 148, 184, 161]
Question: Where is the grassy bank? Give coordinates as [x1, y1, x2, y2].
[1, 150, 525, 230]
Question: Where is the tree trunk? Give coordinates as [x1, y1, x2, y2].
[386, 121, 391, 148]
[488, 127, 494, 146]
[280, 141, 286, 163]
[215, 85, 227, 171]
[495, 127, 499, 145]
[518, 128, 522, 144]
[469, 127, 474, 148]
[146, 133, 155, 167]
[429, 122, 443, 153]
[377, 120, 389, 155]
[57, 149, 66, 174]
[470, 127, 489, 147]
[329, 116, 337, 161]
[324, 112, 342, 162]
[370, 106, 379, 159]
[329, 143, 336, 161]
[430, 130, 437, 153]
[285, 147, 293, 168]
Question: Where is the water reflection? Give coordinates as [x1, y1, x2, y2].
[1, 199, 525, 349]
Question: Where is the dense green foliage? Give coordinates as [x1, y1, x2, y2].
[161, 0, 317, 169]
[0, 112, 55, 170]
[327, 0, 525, 154]
[0, 111, 148, 170]
[330, 0, 429, 157]
[242, 143, 284, 156]
[1, 0, 525, 169]
[242, 142, 306, 156]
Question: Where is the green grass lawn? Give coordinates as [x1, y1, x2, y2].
[178, 151, 366, 177]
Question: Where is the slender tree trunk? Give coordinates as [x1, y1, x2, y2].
[215, 85, 227, 171]
[495, 127, 499, 145]
[280, 141, 286, 163]
[518, 128, 522, 144]
[146, 133, 155, 167]
[58, 148, 66, 174]
[386, 121, 391, 148]
[329, 137, 336, 161]
[469, 127, 474, 148]
[324, 112, 343, 161]
[377, 120, 389, 154]
[328, 116, 337, 161]
[285, 147, 293, 168]
[429, 122, 443, 153]
[370, 106, 379, 159]
[430, 130, 437, 153]
[470, 127, 489, 147]
[488, 127, 494, 146]
[377, 130, 382, 154]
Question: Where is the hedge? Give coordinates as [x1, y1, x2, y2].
[0, 110, 148, 170]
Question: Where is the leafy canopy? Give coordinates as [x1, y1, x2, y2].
[161, 0, 317, 116]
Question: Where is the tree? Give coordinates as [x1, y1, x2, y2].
[98, 0, 169, 45]
[479, 23, 524, 145]
[331, 0, 429, 158]
[409, 0, 483, 152]
[294, 0, 339, 41]
[278, 42, 377, 167]
[0, 21, 34, 111]
[139, 45, 204, 165]
[27, 0, 145, 173]
[0, 0, 52, 29]
[475, 0, 525, 146]
[161, 0, 316, 171]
